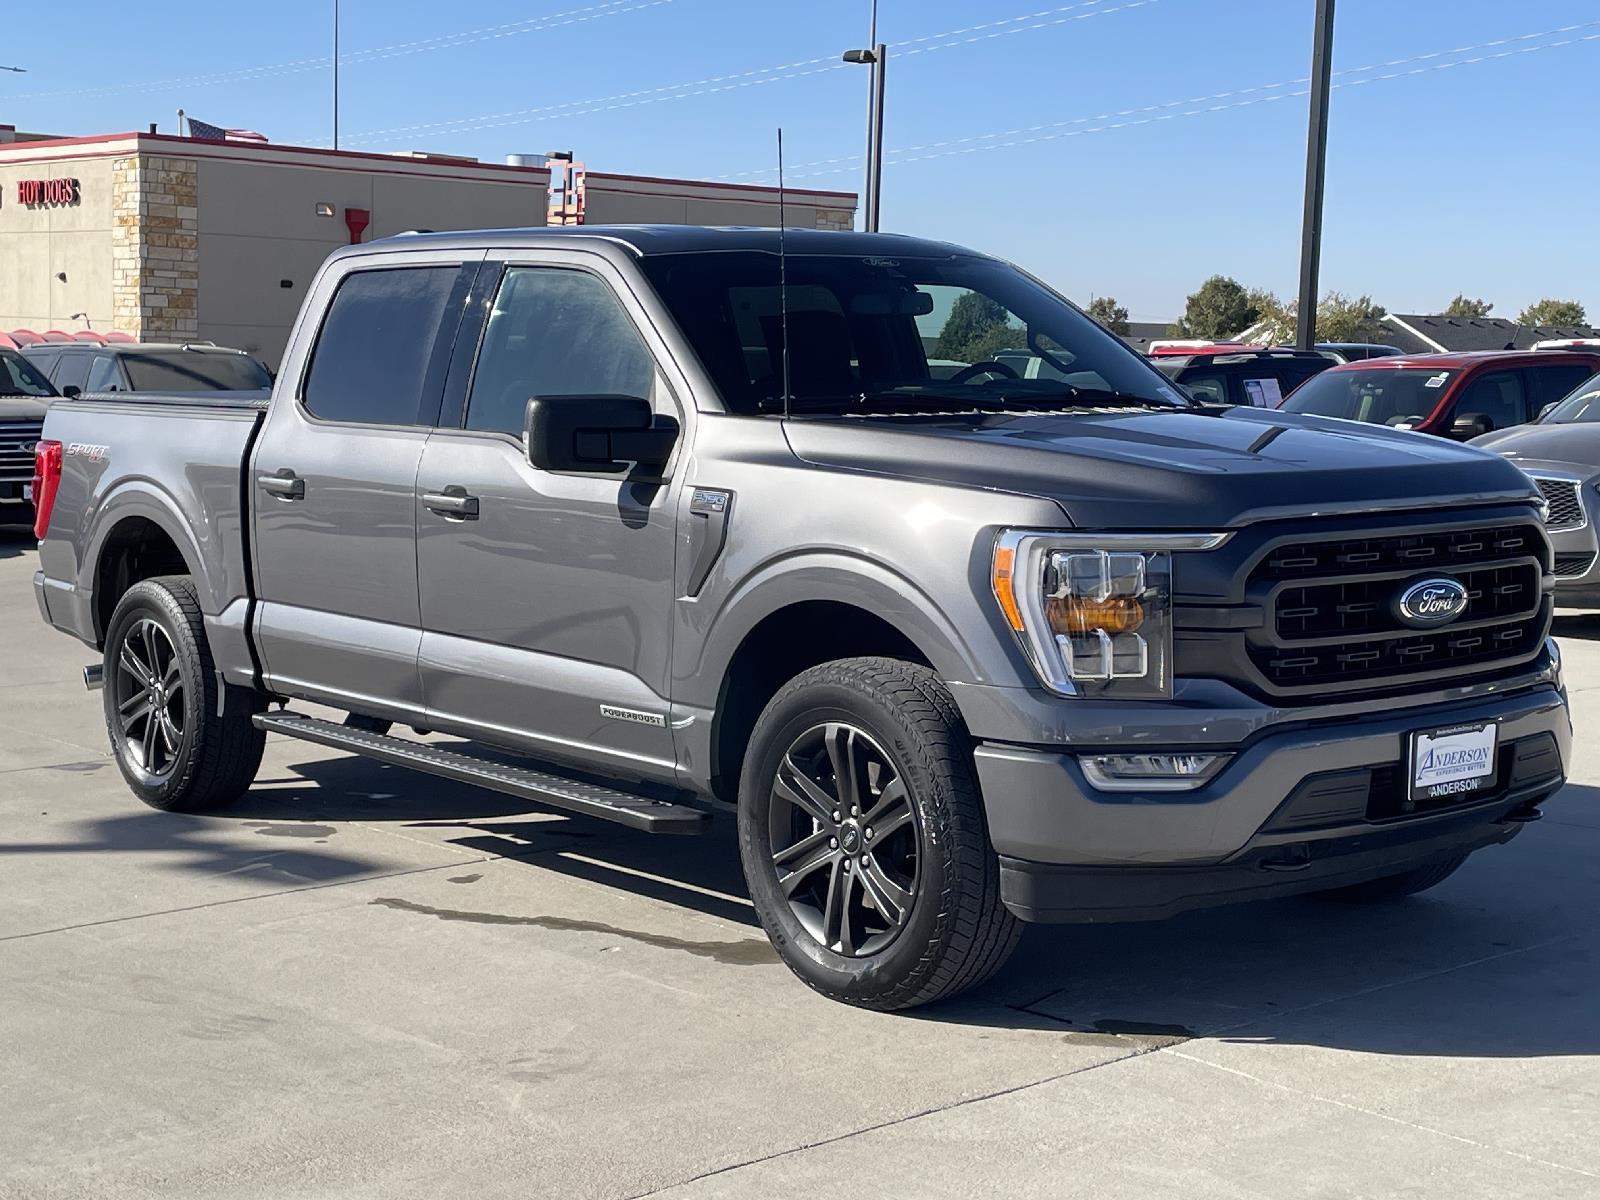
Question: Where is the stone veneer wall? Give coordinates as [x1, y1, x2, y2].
[111, 154, 198, 340]
[814, 208, 854, 232]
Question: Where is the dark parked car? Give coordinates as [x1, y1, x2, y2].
[22, 341, 272, 397]
[1316, 342, 1405, 363]
[1474, 370, 1600, 606]
[1, 348, 57, 525]
[1280, 350, 1600, 439]
[1151, 348, 1335, 407]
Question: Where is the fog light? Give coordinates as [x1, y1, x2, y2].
[1080, 752, 1229, 792]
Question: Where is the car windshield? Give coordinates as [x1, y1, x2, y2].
[1280, 366, 1457, 427]
[0, 349, 56, 397]
[637, 251, 1188, 415]
[1538, 372, 1600, 423]
[121, 351, 272, 392]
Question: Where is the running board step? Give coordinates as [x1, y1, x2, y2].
[252, 712, 709, 834]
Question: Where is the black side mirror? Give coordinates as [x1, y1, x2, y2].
[525, 395, 678, 476]
[1449, 412, 1494, 440]
[61, 385, 81, 399]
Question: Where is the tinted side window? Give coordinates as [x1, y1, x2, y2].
[24, 349, 61, 380]
[465, 267, 655, 437]
[1179, 372, 1227, 404]
[1529, 362, 1596, 409]
[86, 355, 122, 392]
[1454, 370, 1525, 431]
[302, 267, 459, 425]
[54, 351, 91, 392]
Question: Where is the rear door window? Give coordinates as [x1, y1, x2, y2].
[1527, 362, 1597, 413]
[302, 266, 461, 426]
[1179, 372, 1228, 404]
[86, 355, 122, 392]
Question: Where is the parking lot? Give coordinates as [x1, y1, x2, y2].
[2, 524, 1597, 1200]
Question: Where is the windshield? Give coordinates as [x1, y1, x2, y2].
[122, 351, 272, 392]
[1539, 372, 1600, 423]
[0, 349, 56, 397]
[1280, 367, 1456, 427]
[637, 252, 1187, 415]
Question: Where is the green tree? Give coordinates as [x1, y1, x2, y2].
[935, 292, 1022, 363]
[1172, 276, 1258, 340]
[1316, 292, 1387, 343]
[1247, 289, 1295, 344]
[1518, 298, 1588, 327]
[1444, 294, 1493, 318]
[1085, 296, 1130, 336]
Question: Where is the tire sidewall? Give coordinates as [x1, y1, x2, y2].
[102, 582, 203, 806]
[738, 677, 960, 1003]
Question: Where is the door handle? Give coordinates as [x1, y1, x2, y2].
[422, 488, 480, 519]
[259, 469, 305, 500]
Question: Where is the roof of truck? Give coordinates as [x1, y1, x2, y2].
[365, 225, 974, 258]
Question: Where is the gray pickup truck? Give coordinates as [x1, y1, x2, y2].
[30, 227, 1571, 1010]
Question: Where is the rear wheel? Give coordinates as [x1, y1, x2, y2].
[103, 576, 265, 812]
[738, 657, 1020, 1010]
[1317, 854, 1468, 903]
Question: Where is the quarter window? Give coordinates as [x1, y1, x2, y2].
[302, 266, 459, 425]
[465, 267, 657, 437]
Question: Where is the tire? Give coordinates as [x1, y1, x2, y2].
[102, 576, 266, 813]
[737, 657, 1020, 1011]
[1317, 853, 1469, 903]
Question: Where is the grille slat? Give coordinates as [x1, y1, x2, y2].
[1554, 552, 1596, 578]
[1246, 521, 1549, 692]
[0, 421, 44, 481]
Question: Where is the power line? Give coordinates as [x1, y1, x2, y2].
[332, 0, 1161, 146]
[18, 0, 672, 102]
[732, 19, 1600, 182]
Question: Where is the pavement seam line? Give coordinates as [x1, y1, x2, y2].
[622, 1041, 1170, 1199]
[1162, 1047, 1598, 1180]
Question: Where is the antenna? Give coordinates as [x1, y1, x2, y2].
[777, 128, 792, 418]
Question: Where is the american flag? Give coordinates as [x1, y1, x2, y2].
[187, 117, 268, 144]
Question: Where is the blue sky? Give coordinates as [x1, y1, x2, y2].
[4, 0, 1597, 321]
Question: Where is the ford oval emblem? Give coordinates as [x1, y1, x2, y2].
[1394, 577, 1469, 629]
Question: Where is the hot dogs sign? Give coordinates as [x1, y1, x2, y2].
[15, 178, 82, 207]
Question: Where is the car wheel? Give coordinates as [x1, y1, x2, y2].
[1316, 854, 1468, 903]
[738, 657, 1020, 1010]
[102, 576, 265, 812]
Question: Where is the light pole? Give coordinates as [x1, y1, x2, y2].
[1295, 0, 1336, 350]
[843, 0, 886, 232]
[332, 0, 341, 150]
[841, 44, 887, 231]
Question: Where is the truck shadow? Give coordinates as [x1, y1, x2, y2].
[0, 526, 33, 560]
[241, 753, 1599, 1058]
[1553, 612, 1600, 640]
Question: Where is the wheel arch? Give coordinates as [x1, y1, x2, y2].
[83, 486, 205, 645]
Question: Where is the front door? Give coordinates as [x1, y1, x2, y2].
[414, 255, 685, 781]
[251, 254, 478, 721]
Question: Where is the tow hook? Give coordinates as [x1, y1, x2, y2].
[1259, 845, 1312, 872]
[83, 664, 104, 691]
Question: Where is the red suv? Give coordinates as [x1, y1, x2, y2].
[1279, 350, 1600, 439]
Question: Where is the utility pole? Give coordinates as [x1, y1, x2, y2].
[333, 0, 341, 150]
[1295, 0, 1336, 350]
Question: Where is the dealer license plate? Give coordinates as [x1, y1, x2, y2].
[1409, 721, 1498, 803]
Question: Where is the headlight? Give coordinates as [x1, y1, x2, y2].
[992, 530, 1231, 698]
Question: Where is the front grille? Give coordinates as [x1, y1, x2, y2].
[1242, 520, 1550, 697]
[1554, 552, 1596, 578]
[1532, 477, 1585, 532]
[0, 421, 43, 482]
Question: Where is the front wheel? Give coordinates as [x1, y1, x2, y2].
[102, 576, 265, 812]
[737, 658, 1020, 1010]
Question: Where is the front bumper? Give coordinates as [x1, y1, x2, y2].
[973, 680, 1569, 922]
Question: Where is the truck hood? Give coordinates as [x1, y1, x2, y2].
[784, 406, 1539, 530]
[0, 395, 50, 423]
[1472, 421, 1600, 479]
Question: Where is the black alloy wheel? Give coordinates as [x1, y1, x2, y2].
[112, 617, 187, 781]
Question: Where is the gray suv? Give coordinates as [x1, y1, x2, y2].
[22, 340, 271, 397]
[29, 227, 1570, 1009]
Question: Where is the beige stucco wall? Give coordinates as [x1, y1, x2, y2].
[582, 181, 854, 230]
[194, 156, 550, 366]
[0, 156, 115, 332]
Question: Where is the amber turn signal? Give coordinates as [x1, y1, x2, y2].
[1046, 595, 1145, 636]
[991, 546, 1026, 632]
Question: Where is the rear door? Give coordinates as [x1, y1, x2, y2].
[413, 250, 687, 779]
[249, 249, 482, 721]
[1524, 359, 1598, 419]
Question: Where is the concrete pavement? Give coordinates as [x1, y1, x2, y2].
[2, 525, 1596, 1199]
